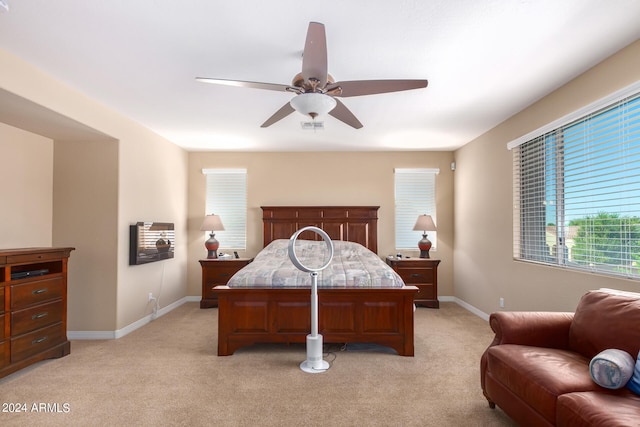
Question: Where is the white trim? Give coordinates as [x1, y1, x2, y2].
[67, 330, 116, 340]
[68, 295, 493, 342]
[453, 297, 490, 321]
[507, 80, 640, 150]
[394, 168, 440, 174]
[417, 296, 490, 322]
[68, 296, 200, 340]
[202, 168, 246, 174]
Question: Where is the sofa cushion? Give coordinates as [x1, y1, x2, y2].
[487, 344, 599, 423]
[557, 390, 640, 427]
[569, 288, 640, 359]
[589, 349, 635, 389]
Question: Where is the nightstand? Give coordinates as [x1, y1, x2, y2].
[199, 258, 252, 308]
[386, 257, 440, 308]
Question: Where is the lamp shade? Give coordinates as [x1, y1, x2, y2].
[200, 214, 225, 231]
[290, 93, 337, 119]
[413, 214, 436, 232]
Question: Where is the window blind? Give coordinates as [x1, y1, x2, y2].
[203, 168, 247, 250]
[512, 91, 640, 279]
[394, 168, 439, 250]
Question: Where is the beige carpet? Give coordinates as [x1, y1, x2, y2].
[0, 302, 516, 426]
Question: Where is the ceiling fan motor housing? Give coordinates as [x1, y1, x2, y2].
[292, 72, 336, 92]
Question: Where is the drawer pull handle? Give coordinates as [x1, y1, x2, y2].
[32, 336, 48, 345]
[32, 312, 49, 320]
[411, 274, 422, 278]
[32, 288, 48, 295]
[219, 273, 230, 277]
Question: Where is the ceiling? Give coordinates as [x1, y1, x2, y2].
[1, 1, 639, 152]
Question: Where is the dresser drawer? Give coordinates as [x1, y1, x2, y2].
[397, 268, 434, 284]
[7, 250, 66, 264]
[203, 284, 218, 300]
[11, 276, 63, 309]
[11, 299, 64, 337]
[0, 314, 5, 340]
[416, 283, 436, 300]
[0, 285, 4, 311]
[204, 265, 243, 284]
[200, 259, 252, 309]
[11, 322, 65, 363]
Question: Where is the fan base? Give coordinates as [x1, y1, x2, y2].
[300, 359, 330, 373]
[300, 333, 329, 373]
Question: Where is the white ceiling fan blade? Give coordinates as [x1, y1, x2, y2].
[329, 99, 363, 129]
[196, 77, 292, 93]
[301, 22, 328, 88]
[261, 102, 295, 127]
[327, 79, 428, 98]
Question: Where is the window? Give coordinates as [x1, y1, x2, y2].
[510, 83, 640, 279]
[394, 168, 439, 250]
[203, 168, 247, 249]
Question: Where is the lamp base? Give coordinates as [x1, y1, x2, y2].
[418, 234, 432, 259]
[204, 233, 219, 259]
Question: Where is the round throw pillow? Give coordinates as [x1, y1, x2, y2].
[589, 348, 635, 389]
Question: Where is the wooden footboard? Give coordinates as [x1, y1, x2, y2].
[215, 285, 418, 356]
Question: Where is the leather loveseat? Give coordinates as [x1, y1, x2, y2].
[481, 288, 640, 426]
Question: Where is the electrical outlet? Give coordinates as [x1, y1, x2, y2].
[148, 292, 154, 302]
[499, 297, 505, 308]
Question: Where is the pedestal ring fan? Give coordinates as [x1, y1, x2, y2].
[288, 226, 334, 373]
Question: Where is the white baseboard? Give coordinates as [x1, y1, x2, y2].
[451, 297, 490, 321]
[67, 330, 117, 340]
[68, 296, 201, 340]
[68, 295, 489, 340]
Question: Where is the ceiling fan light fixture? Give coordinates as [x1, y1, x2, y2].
[290, 93, 336, 119]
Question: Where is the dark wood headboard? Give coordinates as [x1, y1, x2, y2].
[262, 206, 379, 253]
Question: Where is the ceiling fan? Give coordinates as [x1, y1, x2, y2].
[196, 22, 428, 129]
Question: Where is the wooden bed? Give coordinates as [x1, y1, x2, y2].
[215, 206, 418, 356]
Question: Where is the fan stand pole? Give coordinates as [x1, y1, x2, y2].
[300, 271, 330, 373]
[288, 226, 333, 374]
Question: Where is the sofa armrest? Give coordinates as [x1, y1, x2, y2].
[480, 311, 575, 399]
[489, 311, 574, 349]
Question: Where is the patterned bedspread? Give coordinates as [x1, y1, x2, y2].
[227, 239, 405, 288]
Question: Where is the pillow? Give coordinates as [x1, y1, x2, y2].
[589, 349, 635, 389]
[628, 350, 640, 395]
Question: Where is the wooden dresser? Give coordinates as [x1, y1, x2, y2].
[0, 247, 74, 379]
[386, 257, 440, 308]
[199, 258, 252, 308]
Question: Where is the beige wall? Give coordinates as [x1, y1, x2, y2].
[117, 124, 189, 330]
[0, 48, 189, 333]
[0, 123, 54, 247]
[454, 39, 640, 315]
[187, 151, 455, 297]
[53, 139, 119, 331]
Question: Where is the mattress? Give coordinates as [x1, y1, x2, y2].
[227, 239, 405, 288]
